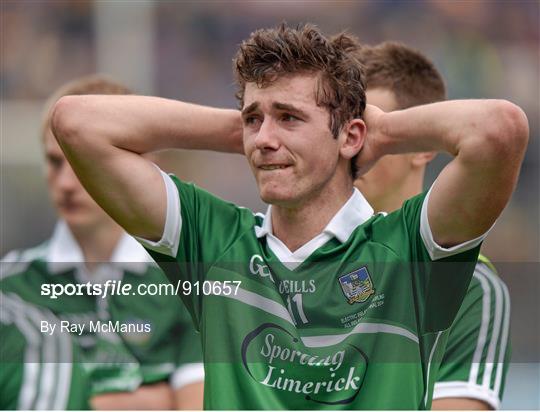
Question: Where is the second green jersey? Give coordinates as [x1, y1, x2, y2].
[1, 222, 203, 396]
[140, 175, 484, 409]
[0, 292, 90, 410]
[433, 256, 511, 408]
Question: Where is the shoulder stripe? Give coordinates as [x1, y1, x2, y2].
[11, 304, 42, 409]
[468, 264, 510, 396]
[478, 265, 504, 391]
[1, 244, 49, 280]
[2, 293, 75, 409]
[468, 270, 491, 387]
[493, 275, 511, 396]
[34, 359, 56, 410]
[52, 362, 73, 410]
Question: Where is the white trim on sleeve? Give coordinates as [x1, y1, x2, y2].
[433, 381, 501, 410]
[170, 363, 205, 390]
[135, 169, 181, 258]
[420, 186, 490, 261]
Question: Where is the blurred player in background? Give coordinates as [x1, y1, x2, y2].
[354, 42, 511, 410]
[51, 24, 528, 408]
[0, 292, 90, 410]
[0, 76, 203, 409]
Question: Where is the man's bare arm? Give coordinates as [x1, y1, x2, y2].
[174, 382, 204, 410]
[52, 96, 242, 240]
[432, 397, 492, 410]
[91, 382, 174, 410]
[359, 100, 529, 247]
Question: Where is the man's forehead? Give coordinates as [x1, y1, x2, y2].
[243, 73, 319, 110]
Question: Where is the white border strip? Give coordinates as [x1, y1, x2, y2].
[301, 323, 418, 348]
[213, 282, 419, 346]
[424, 331, 443, 407]
[214, 282, 295, 325]
[433, 381, 501, 409]
[170, 363, 205, 389]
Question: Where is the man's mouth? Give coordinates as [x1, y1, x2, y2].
[259, 165, 290, 170]
[58, 200, 80, 211]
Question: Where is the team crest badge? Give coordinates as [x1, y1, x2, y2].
[338, 267, 375, 304]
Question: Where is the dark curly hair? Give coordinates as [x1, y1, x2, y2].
[233, 23, 366, 178]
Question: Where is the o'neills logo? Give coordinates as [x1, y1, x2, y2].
[241, 323, 368, 405]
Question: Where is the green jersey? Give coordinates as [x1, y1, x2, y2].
[139, 174, 485, 409]
[1, 221, 203, 396]
[1, 292, 90, 410]
[433, 256, 511, 408]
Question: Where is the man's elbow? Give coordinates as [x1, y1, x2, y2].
[51, 95, 87, 148]
[485, 100, 529, 157]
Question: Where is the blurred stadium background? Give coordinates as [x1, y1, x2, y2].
[1, 1, 538, 409]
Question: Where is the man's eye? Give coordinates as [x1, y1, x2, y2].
[244, 116, 259, 125]
[48, 157, 63, 169]
[281, 114, 299, 122]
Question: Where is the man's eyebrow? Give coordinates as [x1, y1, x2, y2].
[241, 102, 259, 117]
[273, 102, 309, 118]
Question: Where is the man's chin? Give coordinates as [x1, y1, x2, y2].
[61, 214, 98, 231]
[259, 189, 297, 207]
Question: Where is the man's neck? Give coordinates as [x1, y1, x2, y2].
[372, 176, 424, 213]
[69, 222, 123, 270]
[271, 183, 353, 252]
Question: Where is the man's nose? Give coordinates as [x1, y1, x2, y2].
[254, 118, 280, 151]
[57, 163, 79, 191]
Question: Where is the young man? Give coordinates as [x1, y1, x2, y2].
[51, 24, 528, 409]
[1, 76, 204, 409]
[354, 42, 511, 410]
[1, 291, 90, 410]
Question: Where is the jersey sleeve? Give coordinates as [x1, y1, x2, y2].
[433, 259, 511, 409]
[135, 169, 182, 257]
[137, 171, 255, 330]
[378, 187, 486, 333]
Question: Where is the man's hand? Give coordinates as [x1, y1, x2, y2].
[355, 104, 387, 176]
[357, 99, 528, 247]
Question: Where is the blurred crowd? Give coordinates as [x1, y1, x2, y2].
[2, 1, 538, 256]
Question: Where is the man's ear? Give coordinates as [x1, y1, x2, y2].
[340, 118, 366, 160]
[411, 151, 436, 167]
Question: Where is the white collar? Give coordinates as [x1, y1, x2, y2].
[254, 188, 374, 268]
[255, 188, 374, 242]
[47, 221, 152, 275]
